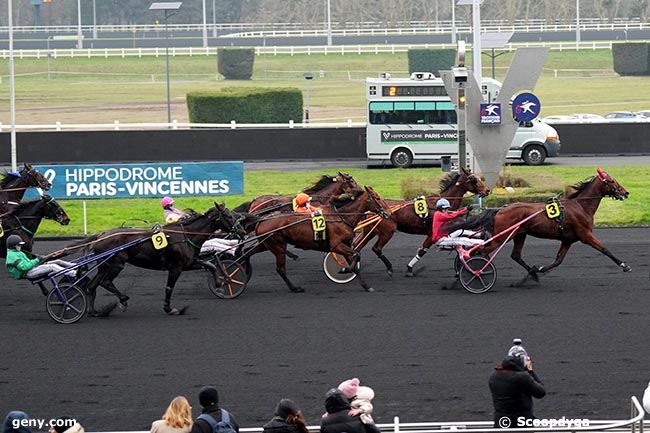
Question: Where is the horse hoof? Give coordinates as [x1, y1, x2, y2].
[338, 268, 351, 275]
[290, 287, 305, 293]
[386, 269, 393, 278]
[405, 270, 414, 278]
[118, 302, 128, 312]
[165, 308, 180, 315]
[622, 264, 632, 272]
[365, 287, 375, 293]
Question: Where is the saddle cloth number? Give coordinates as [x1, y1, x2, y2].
[151, 232, 168, 249]
[311, 215, 326, 232]
[545, 202, 561, 219]
[414, 197, 428, 216]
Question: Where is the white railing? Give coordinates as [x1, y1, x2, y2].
[0, 121, 366, 132]
[0, 40, 627, 59]
[225, 22, 650, 38]
[87, 397, 644, 433]
[0, 19, 647, 35]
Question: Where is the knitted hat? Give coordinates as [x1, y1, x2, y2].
[324, 389, 350, 414]
[3, 411, 31, 433]
[275, 399, 299, 419]
[338, 378, 360, 399]
[199, 386, 219, 408]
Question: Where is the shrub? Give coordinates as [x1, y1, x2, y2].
[187, 87, 303, 123]
[408, 49, 456, 76]
[612, 43, 650, 76]
[218, 48, 255, 80]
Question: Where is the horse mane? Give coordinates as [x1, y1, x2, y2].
[439, 172, 461, 193]
[233, 201, 251, 213]
[175, 209, 203, 224]
[0, 169, 18, 187]
[303, 175, 336, 194]
[329, 189, 364, 207]
[1, 198, 42, 216]
[567, 176, 597, 199]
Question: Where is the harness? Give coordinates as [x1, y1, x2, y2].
[545, 196, 566, 232]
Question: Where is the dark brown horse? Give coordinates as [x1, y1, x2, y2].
[72, 203, 245, 317]
[0, 195, 70, 257]
[347, 168, 489, 277]
[453, 168, 630, 282]
[235, 172, 359, 216]
[0, 163, 52, 212]
[248, 186, 392, 293]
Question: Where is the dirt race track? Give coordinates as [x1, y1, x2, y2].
[1, 229, 649, 431]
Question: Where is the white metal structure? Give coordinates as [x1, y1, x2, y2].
[365, 73, 560, 167]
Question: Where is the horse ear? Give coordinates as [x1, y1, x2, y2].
[23, 162, 31, 169]
[596, 167, 606, 179]
[461, 166, 469, 174]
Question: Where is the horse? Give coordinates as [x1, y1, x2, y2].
[448, 168, 630, 283]
[235, 172, 360, 216]
[344, 168, 489, 277]
[0, 163, 52, 213]
[0, 195, 70, 258]
[71, 203, 246, 317]
[247, 186, 392, 293]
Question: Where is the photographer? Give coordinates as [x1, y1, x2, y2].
[489, 351, 546, 428]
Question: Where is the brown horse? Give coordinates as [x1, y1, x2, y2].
[235, 172, 359, 216]
[348, 168, 489, 277]
[247, 186, 392, 293]
[454, 168, 630, 282]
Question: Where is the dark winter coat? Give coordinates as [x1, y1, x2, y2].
[262, 417, 303, 433]
[320, 391, 380, 433]
[190, 406, 239, 433]
[489, 357, 546, 427]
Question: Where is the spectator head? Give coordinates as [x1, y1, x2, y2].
[2, 411, 31, 433]
[275, 399, 299, 420]
[324, 388, 350, 414]
[338, 378, 360, 400]
[48, 417, 81, 433]
[502, 355, 525, 370]
[163, 396, 193, 429]
[199, 386, 219, 408]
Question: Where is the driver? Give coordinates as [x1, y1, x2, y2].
[161, 196, 187, 223]
[432, 199, 483, 248]
[5, 234, 76, 280]
[294, 193, 314, 213]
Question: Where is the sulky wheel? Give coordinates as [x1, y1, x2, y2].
[46, 284, 87, 324]
[323, 252, 358, 284]
[207, 259, 249, 299]
[458, 257, 497, 294]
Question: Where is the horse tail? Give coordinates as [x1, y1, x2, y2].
[443, 208, 499, 235]
[233, 201, 251, 213]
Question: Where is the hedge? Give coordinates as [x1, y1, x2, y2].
[408, 49, 456, 76]
[218, 48, 255, 80]
[613, 43, 650, 75]
[187, 87, 303, 123]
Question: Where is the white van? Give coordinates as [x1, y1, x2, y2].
[366, 73, 560, 167]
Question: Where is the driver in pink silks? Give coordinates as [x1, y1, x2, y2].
[160, 196, 240, 256]
[431, 198, 483, 248]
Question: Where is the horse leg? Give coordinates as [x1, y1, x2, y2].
[83, 266, 115, 317]
[338, 247, 374, 293]
[371, 231, 394, 278]
[406, 237, 433, 277]
[163, 267, 188, 315]
[266, 238, 304, 293]
[286, 250, 300, 261]
[529, 240, 575, 278]
[579, 232, 631, 272]
[508, 232, 541, 283]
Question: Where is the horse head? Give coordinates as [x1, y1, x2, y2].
[337, 172, 360, 190]
[459, 167, 490, 197]
[363, 185, 392, 219]
[596, 168, 629, 201]
[22, 163, 52, 191]
[41, 195, 70, 225]
[211, 202, 247, 238]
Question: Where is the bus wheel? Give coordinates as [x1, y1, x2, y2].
[522, 144, 546, 166]
[390, 148, 413, 168]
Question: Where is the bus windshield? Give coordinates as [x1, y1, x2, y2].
[369, 101, 457, 125]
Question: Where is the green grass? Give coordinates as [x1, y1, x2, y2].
[34, 165, 650, 236]
[1, 49, 650, 123]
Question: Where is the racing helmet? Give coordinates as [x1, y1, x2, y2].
[295, 193, 312, 206]
[436, 198, 451, 210]
[161, 196, 174, 208]
[6, 234, 25, 249]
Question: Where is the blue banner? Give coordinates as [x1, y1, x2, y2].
[28, 162, 244, 200]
